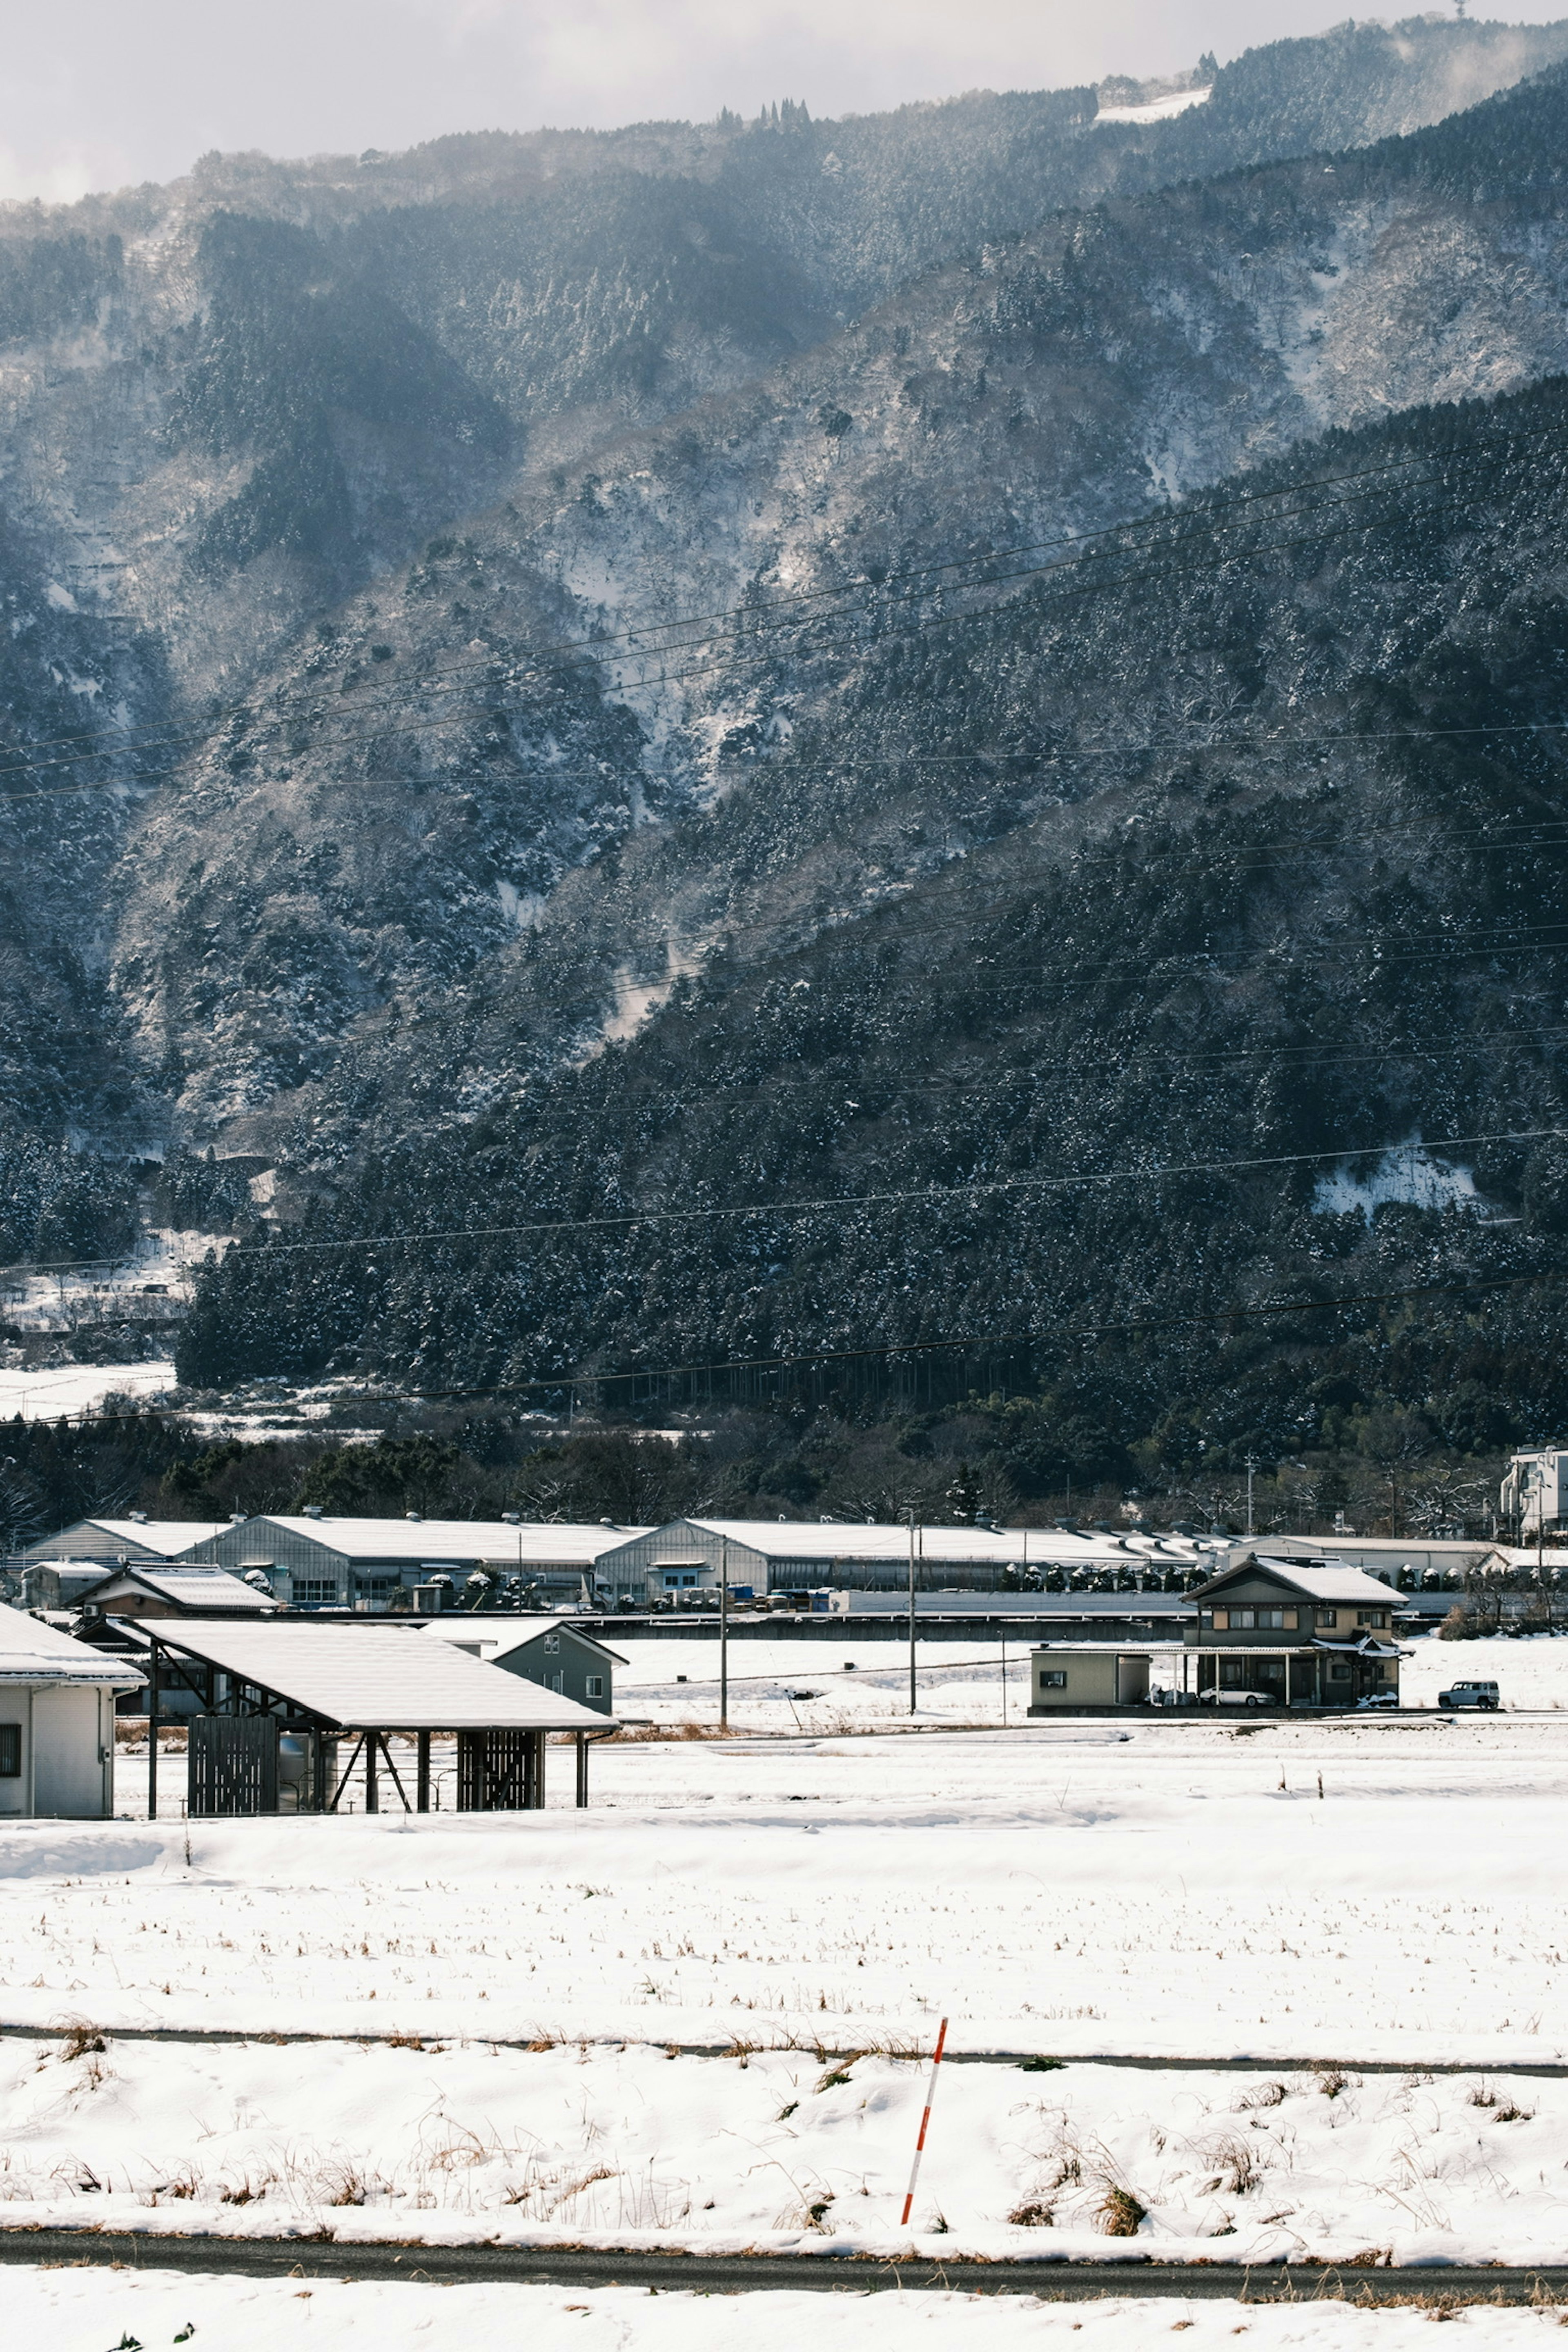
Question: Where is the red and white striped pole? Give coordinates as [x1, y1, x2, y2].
[900, 2016, 949, 2229]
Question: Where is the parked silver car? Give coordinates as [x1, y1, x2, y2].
[1199, 1686, 1272, 1708]
[1438, 1679, 1500, 1711]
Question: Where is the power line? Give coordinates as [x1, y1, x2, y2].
[0, 428, 1521, 784]
[4, 1120, 1562, 1280]
[3, 410, 1563, 808]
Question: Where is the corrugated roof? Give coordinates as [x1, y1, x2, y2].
[676, 1519, 1172, 1564]
[218, 1517, 649, 1566]
[133, 1619, 615, 1730]
[35, 1519, 227, 1559]
[0, 1601, 143, 1686]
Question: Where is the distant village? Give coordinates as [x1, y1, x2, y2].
[1, 1444, 1564, 1821]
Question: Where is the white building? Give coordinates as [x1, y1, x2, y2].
[1500, 1449, 1568, 1537]
[0, 1603, 140, 1816]
[593, 1518, 1233, 1603]
[18, 1517, 228, 1565]
[184, 1515, 651, 1609]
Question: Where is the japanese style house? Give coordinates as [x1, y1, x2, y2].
[1185, 1553, 1407, 1706]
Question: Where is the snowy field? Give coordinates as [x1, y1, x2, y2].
[7, 1716, 1568, 2270]
[11, 2271, 1568, 2352]
[0, 1358, 176, 1421]
[611, 1634, 1041, 1731]
[4, 2034, 1568, 2265]
[603, 1630, 1567, 1734]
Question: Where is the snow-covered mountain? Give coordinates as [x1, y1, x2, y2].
[7, 14, 1568, 1456]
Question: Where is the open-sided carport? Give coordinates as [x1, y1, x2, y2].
[122, 1618, 618, 1819]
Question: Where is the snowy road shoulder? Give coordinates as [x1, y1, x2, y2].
[8, 2266, 1568, 2351]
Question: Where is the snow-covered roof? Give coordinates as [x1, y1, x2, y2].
[422, 1617, 628, 1665]
[82, 1564, 278, 1610]
[136, 1619, 615, 1730]
[671, 1519, 1180, 1565]
[29, 1519, 227, 1561]
[0, 1601, 143, 1686]
[1194, 1555, 1403, 1607]
[224, 1517, 649, 1566]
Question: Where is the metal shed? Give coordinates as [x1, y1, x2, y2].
[125, 1618, 618, 1819]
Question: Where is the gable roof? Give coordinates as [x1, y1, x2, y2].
[422, 1617, 628, 1665]
[1190, 1553, 1401, 1607]
[206, 1516, 649, 1566]
[652, 1518, 1173, 1566]
[127, 1619, 615, 1731]
[26, 1519, 227, 1562]
[80, 1563, 278, 1612]
[0, 1601, 143, 1686]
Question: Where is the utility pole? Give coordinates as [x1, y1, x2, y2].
[907, 1508, 918, 1715]
[719, 1534, 729, 1732]
[1244, 1454, 1258, 1539]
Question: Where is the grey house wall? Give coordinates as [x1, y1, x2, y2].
[492, 1629, 614, 1714]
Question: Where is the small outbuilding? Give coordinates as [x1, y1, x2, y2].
[424, 1617, 626, 1714]
[0, 1603, 141, 1817]
[1028, 1647, 1170, 1711]
[78, 1563, 280, 1619]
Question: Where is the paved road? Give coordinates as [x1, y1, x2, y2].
[0, 2234, 1561, 2300]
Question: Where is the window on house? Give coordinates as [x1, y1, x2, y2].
[544, 1633, 560, 1654]
[1228, 1608, 1256, 1628]
[586, 1674, 605, 1699]
[0, 1724, 19, 1776]
[1317, 1609, 1338, 1628]
[547, 1671, 564, 1693]
[1038, 1670, 1067, 1688]
[1357, 1610, 1387, 1628]
[293, 1578, 339, 1606]
[1209, 1608, 1231, 1628]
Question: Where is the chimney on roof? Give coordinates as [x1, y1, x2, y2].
[405, 1512, 422, 1523]
[128, 1511, 148, 1524]
[303, 1506, 323, 1519]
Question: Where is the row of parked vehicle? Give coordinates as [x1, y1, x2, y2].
[1190, 1679, 1501, 1711]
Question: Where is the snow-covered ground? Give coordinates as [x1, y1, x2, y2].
[3, 2033, 1568, 2267]
[10, 2272, 1563, 2352]
[0, 1359, 177, 1420]
[606, 1629, 1568, 1733]
[615, 1628, 1568, 1729]
[611, 1635, 1040, 1731]
[0, 1226, 223, 1335]
[1401, 1634, 1568, 1711]
[1096, 84, 1212, 124]
[29, 1717, 1568, 2067]
[9, 1714, 1568, 2269]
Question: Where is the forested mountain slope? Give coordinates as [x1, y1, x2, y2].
[7, 17, 1568, 1454]
[180, 364, 1568, 1470]
[118, 53, 1568, 1135]
[10, 21, 1550, 1264]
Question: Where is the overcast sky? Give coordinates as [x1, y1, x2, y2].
[2, 2, 1562, 205]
